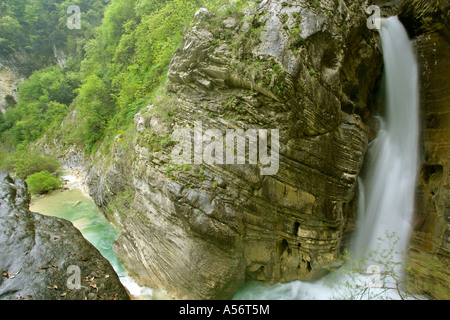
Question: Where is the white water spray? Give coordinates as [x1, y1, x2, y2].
[233, 16, 420, 300]
[352, 15, 419, 267]
[353, 15, 419, 257]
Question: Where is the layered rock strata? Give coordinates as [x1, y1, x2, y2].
[398, 0, 450, 299]
[84, 0, 382, 299]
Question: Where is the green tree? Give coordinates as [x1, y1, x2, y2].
[0, 15, 22, 54]
[25, 170, 63, 194]
[76, 74, 116, 150]
[0, 66, 80, 147]
[1, 0, 229, 154]
[0, 151, 61, 179]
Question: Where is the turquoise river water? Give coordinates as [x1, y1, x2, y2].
[30, 174, 155, 299]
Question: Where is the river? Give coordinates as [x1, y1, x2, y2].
[29, 173, 156, 300]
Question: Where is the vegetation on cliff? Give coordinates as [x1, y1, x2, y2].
[0, 0, 232, 153]
[0, 0, 448, 300]
[0, 0, 107, 72]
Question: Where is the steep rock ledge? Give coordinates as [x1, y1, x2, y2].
[0, 57, 24, 114]
[397, 0, 450, 299]
[0, 172, 130, 300]
[83, 0, 383, 299]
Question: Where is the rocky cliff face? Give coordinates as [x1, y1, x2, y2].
[43, 0, 450, 300]
[0, 43, 72, 115]
[81, 0, 383, 299]
[397, 0, 450, 299]
[0, 172, 130, 300]
[0, 57, 24, 114]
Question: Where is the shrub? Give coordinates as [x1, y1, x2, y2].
[0, 151, 61, 179]
[326, 231, 427, 300]
[25, 170, 63, 195]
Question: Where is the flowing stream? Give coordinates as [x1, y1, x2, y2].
[30, 174, 154, 299]
[233, 16, 420, 300]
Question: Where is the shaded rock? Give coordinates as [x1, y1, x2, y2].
[372, 0, 405, 17]
[398, 0, 450, 38]
[0, 172, 130, 300]
[0, 60, 24, 114]
[396, 0, 450, 299]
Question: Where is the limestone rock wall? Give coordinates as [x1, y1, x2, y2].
[37, 0, 450, 300]
[0, 58, 24, 114]
[84, 0, 383, 299]
[398, 0, 450, 299]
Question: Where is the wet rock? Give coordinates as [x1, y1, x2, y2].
[0, 172, 130, 300]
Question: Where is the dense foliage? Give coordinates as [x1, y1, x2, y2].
[0, 0, 108, 71]
[25, 170, 63, 194]
[0, 0, 229, 153]
[0, 66, 81, 147]
[74, 0, 225, 152]
[0, 150, 61, 179]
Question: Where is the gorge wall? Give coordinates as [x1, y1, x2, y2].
[42, 0, 450, 300]
[397, 0, 450, 299]
[0, 57, 24, 115]
[76, 0, 383, 299]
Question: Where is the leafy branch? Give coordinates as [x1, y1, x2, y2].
[327, 231, 425, 300]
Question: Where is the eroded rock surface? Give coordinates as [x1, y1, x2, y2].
[398, 0, 450, 299]
[0, 59, 24, 114]
[83, 0, 383, 299]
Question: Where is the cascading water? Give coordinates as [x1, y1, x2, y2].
[352, 16, 419, 263]
[233, 16, 420, 300]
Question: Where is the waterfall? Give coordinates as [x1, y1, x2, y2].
[233, 16, 420, 300]
[352, 16, 419, 263]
